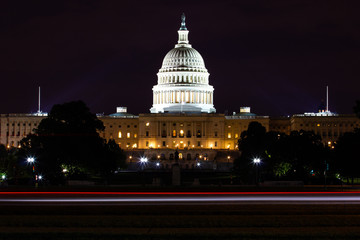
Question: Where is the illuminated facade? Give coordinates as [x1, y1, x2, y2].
[0, 15, 360, 170]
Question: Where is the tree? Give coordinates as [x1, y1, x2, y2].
[0, 145, 29, 184]
[234, 121, 267, 183]
[354, 100, 360, 119]
[235, 121, 327, 183]
[334, 129, 360, 184]
[20, 100, 124, 184]
[267, 130, 326, 181]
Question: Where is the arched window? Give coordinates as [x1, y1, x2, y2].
[169, 154, 174, 160]
[118, 131, 122, 138]
[179, 153, 183, 159]
[172, 130, 177, 137]
[187, 153, 191, 160]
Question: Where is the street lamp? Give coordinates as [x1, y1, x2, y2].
[139, 157, 148, 171]
[253, 158, 261, 164]
[27, 157, 35, 164]
[140, 157, 148, 163]
[26, 157, 37, 187]
[253, 158, 261, 185]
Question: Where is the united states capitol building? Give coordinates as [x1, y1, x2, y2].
[1, 15, 359, 170]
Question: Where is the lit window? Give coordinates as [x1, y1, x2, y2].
[127, 132, 130, 138]
[146, 141, 149, 147]
[172, 130, 177, 137]
[228, 133, 231, 138]
[179, 130, 184, 137]
[179, 153, 183, 159]
[317, 123, 320, 127]
[134, 133, 137, 138]
[118, 131, 122, 138]
[235, 133, 238, 138]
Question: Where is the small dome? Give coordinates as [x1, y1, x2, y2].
[161, 47, 206, 70]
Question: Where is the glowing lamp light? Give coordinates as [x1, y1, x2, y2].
[1, 175, 5, 180]
[253, 158, 261, 164]
[38, 175, 43, 180]
[140, 157, 148, 163]
[62, 169, 68, 173]
[156, 162, 160, 167]
[196, 162, 201, 167]
[27, 157, 35, 164]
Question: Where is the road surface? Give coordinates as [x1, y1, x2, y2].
[1, 191, 360, 205]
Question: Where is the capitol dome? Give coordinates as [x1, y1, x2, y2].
[161, 47, 206, 70]
[150, 14, 215, 113]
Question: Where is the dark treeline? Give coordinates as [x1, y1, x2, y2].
[234, 121, 360, 184]
[0, 101, 126, 185]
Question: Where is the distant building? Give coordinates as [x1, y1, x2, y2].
[0, 15, 359, 170]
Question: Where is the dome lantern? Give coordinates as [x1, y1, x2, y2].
[177, 13, 190, 47]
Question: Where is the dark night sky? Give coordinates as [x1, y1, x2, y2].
[1, 0, 359, 116]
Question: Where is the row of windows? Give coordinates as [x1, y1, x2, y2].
[159, 75, 207, 84]
[144, 130, 220, 138]
[145, 141, 218, 148]
[6, 123, 37, 127]
[136, 153, 209, 161]
[227, 133, 239, 139]
[117, 131, 137, 139]
[108, 124, 137, 129]
[4, 131, 30, 137]
[302, 123, 359, 127]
